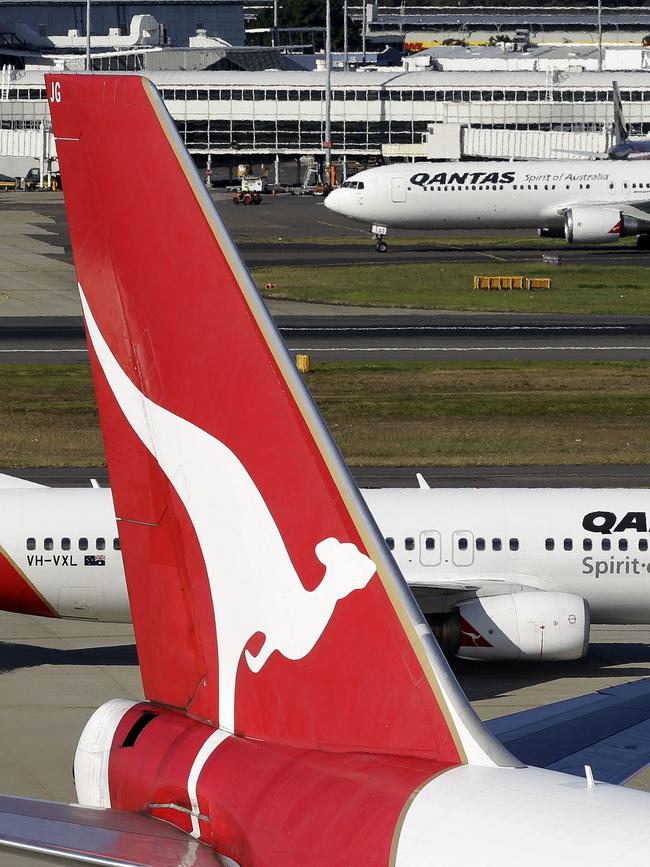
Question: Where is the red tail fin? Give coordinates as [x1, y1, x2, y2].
[47, 73, 507, 767]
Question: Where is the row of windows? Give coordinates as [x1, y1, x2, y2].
[159, 87, 649, 104]
[6, 85, 650, 106]
[545, 537, 644, 552]
[384, 535, 649, 553]
[25, 537, 120, 551]
[176, 118, 426, 149]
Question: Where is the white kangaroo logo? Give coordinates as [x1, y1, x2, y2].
[80, 287, 376, 733]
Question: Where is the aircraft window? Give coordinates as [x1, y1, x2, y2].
[533, 185, 538, 190]
[425, 537, 436, 550]
[61, 538, 70, 551]
[545, 538, 555, 551]
[633, 183, 637, 189]
[527, 185, 531, 190]
[563, 538, 573, 551]
[609, 183, 615, 189]
[544, 184, 548, 190]
[640, 539, 649, 551]
[385, 537, 395, 550]
[357, 182, 364, 190]
[458, 537, 468, 551]
[44, 538, 53, 551]
[602, 538, 611, 551]
[579, 184, 583, 190]
[96, 537, 105, 551]
[472, 185, 476, 191]
[619, 539, 628, 551]
[26, 538, 35, 550]
[405, 537, 415, 551]
[476, 537, 485, 551]
[624, 183, 628, 189]
[566, 185, 570, 190]
[509, 538, 519, 551]
[583, 538, 593, 551]
[78, 537, 88, 551]
[551, 185, 556, 190]
[586, 184, 590, 190]
[492, 538, 502, 551]
[113, 537, 121, 551]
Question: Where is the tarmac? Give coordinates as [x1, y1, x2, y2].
[2, 190, 650, 318]
[0, 614, 648, 850]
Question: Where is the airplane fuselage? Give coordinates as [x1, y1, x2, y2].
[4, 486, 650, 626]
[324, 159, 650, 237]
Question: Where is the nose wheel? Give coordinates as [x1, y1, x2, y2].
[372, 225, 388, 253]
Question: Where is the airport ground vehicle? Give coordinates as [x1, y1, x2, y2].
[232, 174, 263, 204]
[24, 167, 62, 191]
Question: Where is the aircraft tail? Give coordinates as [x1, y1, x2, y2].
[46, 73, 511, 768]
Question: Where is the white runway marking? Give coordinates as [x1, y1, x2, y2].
[291, 345, 650, 353]
[0, 348, 88, 353]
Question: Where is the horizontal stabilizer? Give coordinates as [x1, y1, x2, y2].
[0, 473, 45, 488]
[487, 678, 650, 783]
[0, 794, 222, 866]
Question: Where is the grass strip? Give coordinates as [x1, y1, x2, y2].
[1, 361, 650, 468]
[255, 261, 650, 314]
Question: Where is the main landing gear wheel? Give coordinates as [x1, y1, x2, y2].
[376, 240, 388, 253]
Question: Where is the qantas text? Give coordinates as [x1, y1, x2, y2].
[410, 171, 515, 187]
[583, 511, 649, 534]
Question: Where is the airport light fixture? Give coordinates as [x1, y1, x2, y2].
[86, 0, 91, 71]
[324, 0, 332, 181]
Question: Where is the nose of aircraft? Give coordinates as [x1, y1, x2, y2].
[324, 187, 345, 216]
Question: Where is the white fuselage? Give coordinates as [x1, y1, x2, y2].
[3, 485, 650, 626]
[324, 159, 650, 232]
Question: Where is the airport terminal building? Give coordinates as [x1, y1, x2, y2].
[5, 67, 650, 170]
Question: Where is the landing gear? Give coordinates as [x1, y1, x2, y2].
[372, 224, 388, 253]
[637, 234, 650, 250]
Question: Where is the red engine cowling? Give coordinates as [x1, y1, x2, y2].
[456, 591, 590, 661]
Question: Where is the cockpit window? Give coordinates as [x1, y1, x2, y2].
[341, 180, 364, 190]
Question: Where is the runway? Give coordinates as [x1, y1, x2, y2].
[8, 464, 650, 488]
[5, 316, 650, 362]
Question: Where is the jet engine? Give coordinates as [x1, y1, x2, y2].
[428, 591, 590, 662]
[564, 207, 639, 243]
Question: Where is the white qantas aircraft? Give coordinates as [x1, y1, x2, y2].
[324, 157, 650, 251]
[3, 473, 650, 662]
[4, 72, 650, 867]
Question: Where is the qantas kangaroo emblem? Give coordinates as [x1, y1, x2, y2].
[80, 287, 377, 732]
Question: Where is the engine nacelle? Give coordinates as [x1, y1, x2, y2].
[74, 698, 140, 807]
[564, 206, 639, 243]
[456, 591, 590, 661]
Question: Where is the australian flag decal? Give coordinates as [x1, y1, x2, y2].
[84, 554, 106, 566]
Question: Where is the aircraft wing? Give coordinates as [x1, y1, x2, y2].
[0, 795, 223, 866]
[487, 678, 650, 785]
[410, 576, 538, 596]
